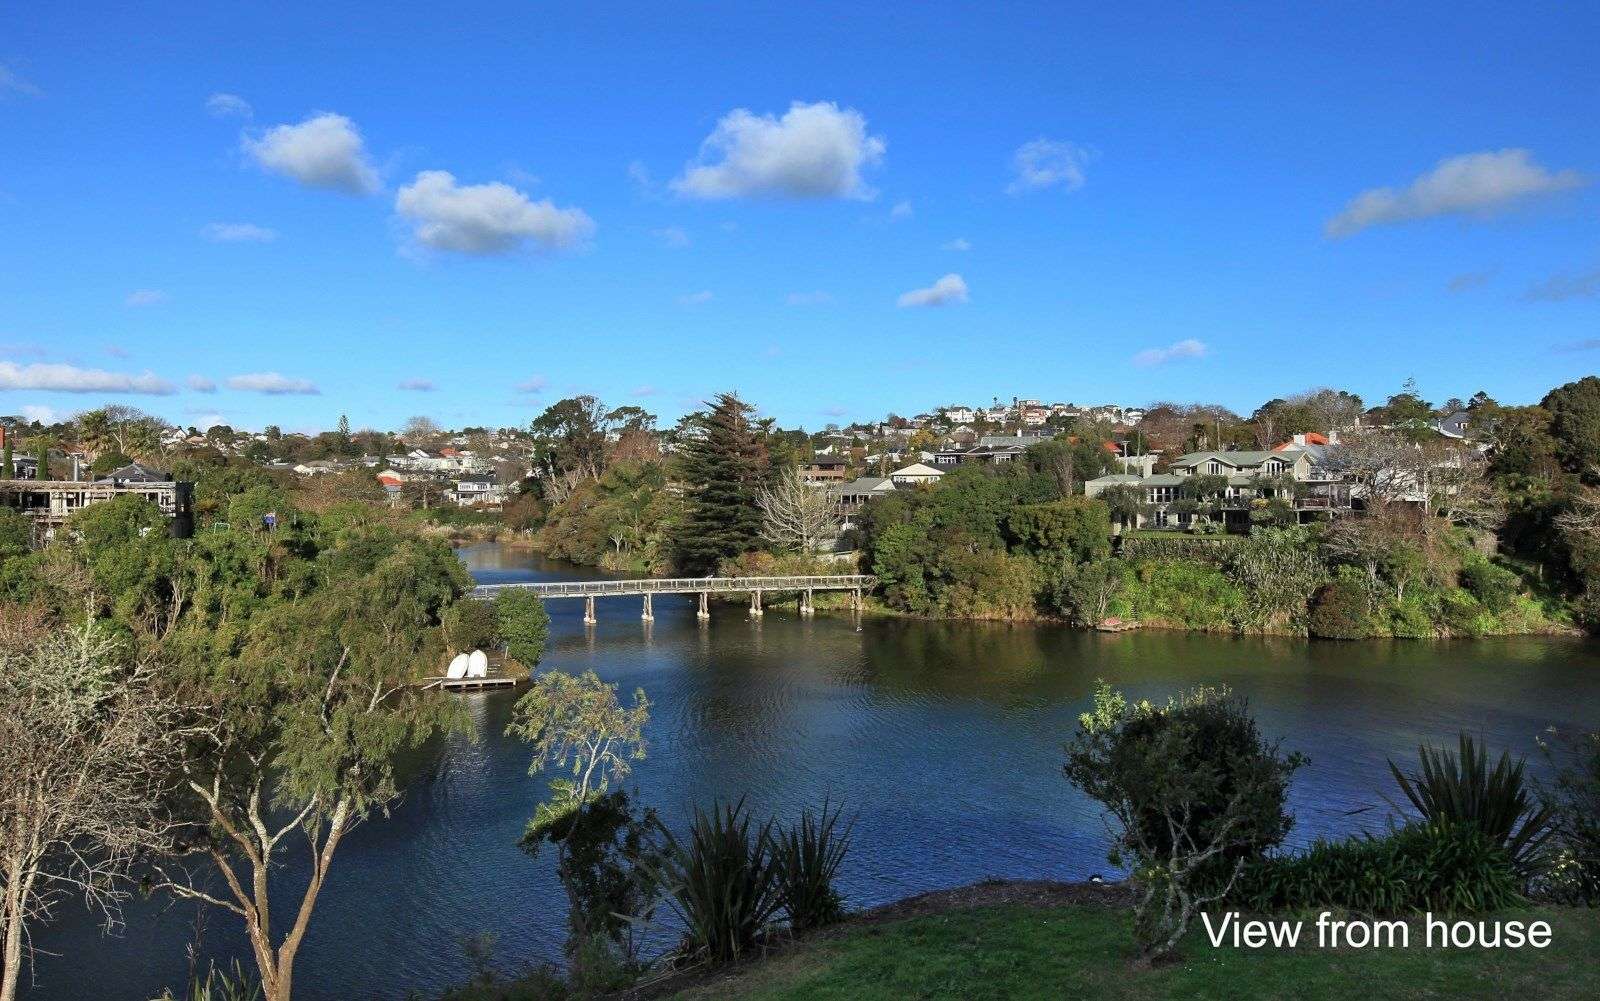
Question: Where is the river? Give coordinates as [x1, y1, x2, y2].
[24, 542, 1600, 1000]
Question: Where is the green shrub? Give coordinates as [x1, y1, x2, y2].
[523, 789, 665, 984]
[1231, 821, 1522, 915]
[773, 799, 856, 933]
[1439, 588, 1486, 636]
[1537, 729, 1600, 905]
[442, 598, 499, 653]
[494, 588, 550, 668]
[659, 798, 784, 965]
[1123, 559, 1246, 630]
[1308, 579, 1374, 639]
[1387, 592, 1437, 638]
[1460, 560, 1521, 613]
[1390, 733, 1555, 882]
[1064, 683, 1305, 963]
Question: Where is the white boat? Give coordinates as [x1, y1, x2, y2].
[446, 653, 470, 679]
[467, 649, 489, 678]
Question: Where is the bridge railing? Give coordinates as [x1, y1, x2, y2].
[469, 574, 877, 599]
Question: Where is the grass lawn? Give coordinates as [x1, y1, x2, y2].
[666, 900, 1599, 1001]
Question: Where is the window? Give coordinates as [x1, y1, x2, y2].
[1206, 460, 1223, 474]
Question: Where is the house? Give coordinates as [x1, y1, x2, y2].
[1434, 410, 1473, 439]
[830, 476, 896, 509]
[452, 475, 511, 507]
[1085, 445, 1351, 531]
[0, 463, 195, 541]
[943, 406, 975, 424]
[799, 458, 850, 484]
[889, 462, 944, 486]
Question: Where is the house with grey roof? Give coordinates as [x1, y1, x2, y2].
[1085, 443, 1352, 531]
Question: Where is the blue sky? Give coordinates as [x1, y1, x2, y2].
[1, 2, 1597, 433]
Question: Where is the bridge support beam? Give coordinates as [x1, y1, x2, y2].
[800, 589, 815, 616]
[749, 590, 763, 618]
[584, 596, 596, 625]
[851, 588, 862, 611]
[697, 591, 710, 620]
[641, 593, 653, 621]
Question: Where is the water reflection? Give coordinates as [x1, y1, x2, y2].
[26, 544, 1600, 1001]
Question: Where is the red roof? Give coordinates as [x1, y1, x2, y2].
[1273, 432, 1328, 451]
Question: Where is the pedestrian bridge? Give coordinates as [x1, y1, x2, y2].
[468, 574, 877, 622]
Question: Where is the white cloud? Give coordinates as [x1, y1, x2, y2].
[125, 289, 169, 307]
[398, 377, 436, 391]
[671, 100, 886, 200]
[187, 374, 217, 392]
[243, 112, 380, 195]
[630, 385, 659, 397]
[1132, 338, 1208, 367]
[20, 405, 61, 424]
[206, 92, 251, 118]
[821, 405, 849, 418]
[896, 273, 968, 308]
[652, 226, 691, 249]
[201, 222, 277, 243]
[678, 290, 714, 305]
[394, 170, 594, 255]
[516, 375, 548, 393]
[1326, 149, 1586, 238]
[941, 237, 972, 251]
[0, 361, 175, 394]
[1524, 266, 1600, 303]
[0, 63, 41, 98]
[785, 291, 834, 306]
[1006, 139, 1093, 194]
[890, 200, 914, 220]
[226, 371, 319, 394]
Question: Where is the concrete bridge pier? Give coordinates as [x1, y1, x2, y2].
[749, 589, 764, 618]
[800, 589, 815, 616]
[641, 593, 654, 622]
[697, 591, 710, 621]
[584, 596, 597, 625]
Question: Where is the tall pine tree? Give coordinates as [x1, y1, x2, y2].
[673, 393, 770, 573]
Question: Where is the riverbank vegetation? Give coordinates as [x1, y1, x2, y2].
[459, 378, 1600, 638]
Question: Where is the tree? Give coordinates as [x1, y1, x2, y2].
[158, 532, 471, 1001]
[1064, 683, 1304, 965]
[1005, 498, 1112, 570]
[401, 415, 442, 447]
[673, 393, 770, 573]
[507, 670, 650, 840]
[1, 439, 11, 479]
[756, 467, 841, 554]
[1053, 558, 1126, 626]
[0, 622, 197, 1001]
[1541, 376, 1600, 476]
[73, 405, 167, 462]
[494, 589, 550, 669]
[1294, 387, 1364, 435]
[530, 397, 611, 499]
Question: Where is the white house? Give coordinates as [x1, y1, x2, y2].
[889, 462, 944, 486]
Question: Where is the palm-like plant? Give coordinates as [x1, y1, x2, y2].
[659, 797, 783, 965]
[774, 799, 855, 933]
[1389, 733, 1556, 879]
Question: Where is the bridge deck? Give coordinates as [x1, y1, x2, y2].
[469, 574, 876, 600]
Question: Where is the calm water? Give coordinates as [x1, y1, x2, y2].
[27, 543, 1600, 1000]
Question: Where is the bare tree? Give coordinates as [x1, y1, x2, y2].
[757, 468, 842, 554]
[1294, 387, 1364, 435]
[1323, 430, 1426, 509]
[0, 621, 196, 1001]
